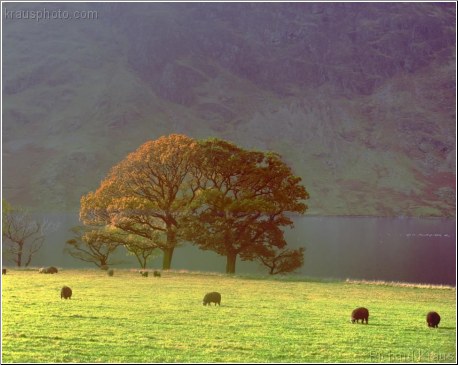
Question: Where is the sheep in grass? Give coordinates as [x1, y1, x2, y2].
[351, 307, 369, 324]
[426, 311, 441, 328]
[46, 266, 58, 274]
[61, 286, 72, 300]
[203, 292, 221, 306]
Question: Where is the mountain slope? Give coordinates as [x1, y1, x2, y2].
[2, 2, 456, 216]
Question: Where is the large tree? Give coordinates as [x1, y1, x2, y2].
[2, 204, 50, 267]
[183, 138, 309, 273]
[80, 134, 199, 269]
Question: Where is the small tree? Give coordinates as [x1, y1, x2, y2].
[65, 226, 121, 268]
[117, 231, 161, 269]
[2, 204, 50, 267]
[126, 242, 159, 269]
[257, 247, 305, 275]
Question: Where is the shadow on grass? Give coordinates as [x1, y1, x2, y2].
[352, 323, 393, 328]
[235, 274, 342, 284]
[363, 324, 456, 331]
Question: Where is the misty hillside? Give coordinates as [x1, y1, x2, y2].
[3, 2, 456, 217]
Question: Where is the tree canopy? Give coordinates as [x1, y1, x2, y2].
[65, 226, 123, 268]
[78, 134, 309, 273]
[257, 246, 306, 275]
[182, 138, 309, 273]
[80, 134, 199, 269]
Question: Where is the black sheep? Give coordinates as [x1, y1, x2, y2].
[47, 266, 58, 274]
[426, 311, 441, 328]
[203, 292, 221, 306]
[351, 307, 369, 324]
[2, 269, 6, 275]
[61, 286, 72, 300]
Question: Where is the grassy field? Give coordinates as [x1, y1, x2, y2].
[1, 269, 456, 363]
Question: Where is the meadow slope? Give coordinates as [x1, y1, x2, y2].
[1, 270, 456, 363]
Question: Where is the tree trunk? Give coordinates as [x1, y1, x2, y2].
[25, 253, 32, 267]
[162, 246, 175, 270]
[162, 220, 176, 270]
[134, 254, 147, 269]
[17, 245, 23, 267]
[226, 252, 237, 274]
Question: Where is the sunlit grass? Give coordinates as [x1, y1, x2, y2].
[2, 269, 456, 363]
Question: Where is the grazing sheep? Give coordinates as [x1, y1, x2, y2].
[153, 271, 161, 277]
[107, 269, 114, 276]
[351, 307, 369, 324]
[426, 311, 441, 328]
[39, 266, 58, 274]
[47, 266, 58, 274]
[2, 269, 6, 275]
[141, 271, 149, 277]
[203, 292, 221, 306]
[61, 286, 72, 299]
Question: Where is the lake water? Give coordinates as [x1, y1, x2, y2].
[287, 216, 456, 285]
[9, 214, 456, 285]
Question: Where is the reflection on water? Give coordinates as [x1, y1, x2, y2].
[286, 216, 455, 285]
[8, 213, 455, 285]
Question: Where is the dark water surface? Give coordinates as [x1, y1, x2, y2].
[6, 214, 455, 285]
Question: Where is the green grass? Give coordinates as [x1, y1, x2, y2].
[1, 269, 456, 363]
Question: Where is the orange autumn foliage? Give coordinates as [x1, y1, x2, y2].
[80, 134, 199, 269]
[80, 134, 310, 273]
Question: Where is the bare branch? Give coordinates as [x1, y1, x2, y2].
[2, 208, 54, 267]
